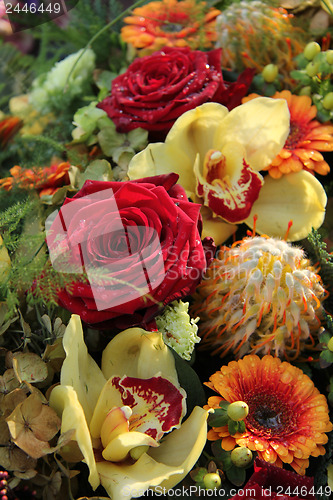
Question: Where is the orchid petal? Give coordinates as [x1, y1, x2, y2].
[97, 453, 182, 500]
[49, 385, 99, 490]
[112, 375, 186, 439]
[245, 171, 327, 241]
[166, 102, 229, 164]
[200, 206, 237, 246]
[89, 378, 124, 439]
[102, 431, 159, 462]
[217, 97, 290, 171]
[101, 328, 178, 383]
[149, 406, 208, 490]
[127, 103, 229, 198]
[194, 146, 264, 224]
[60, 314, 106, 425]
[96, 406, 208, 500]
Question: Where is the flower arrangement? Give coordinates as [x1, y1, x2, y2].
[0, 1, 333, 499]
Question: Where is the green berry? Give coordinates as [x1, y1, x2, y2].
[303, 42, 321, 61]
[227, 401, 249, 421]
[299, 86, 312, 97]
[322, 92, 333, 111]
[230, 447, 253, 468]
[262, 64, 278, 83]
[203, 472, 221, 490]
[327, 336, 333, 352]
[305, 62, 319, 77]
[326, 50, 333, 65]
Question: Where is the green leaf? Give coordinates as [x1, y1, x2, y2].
[226, 466, 246, 486]
[211, 441, 233, 470]
[320, 349, 333, 364]
[95, 70, 117, 91]
[219, 400, 230, 410]
[319, 331, 332, 344]
[170, 348, 206, 416]
[78, 160, 113, 188]
[237, 420, 246, 433]
[228, 419, 239, 436]
[208, 408, 229, 427]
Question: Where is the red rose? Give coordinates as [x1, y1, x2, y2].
[231, 459, 315, 500]
[46, 174, 214, 329]
[97, 47, 254, 135]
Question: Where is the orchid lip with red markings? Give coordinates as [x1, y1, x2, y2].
[195, 149, 264, 224]
[111, 375, 187, 440]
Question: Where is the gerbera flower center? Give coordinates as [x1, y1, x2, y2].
[245, 391, 297, 437]
[161, 21, 186, 33]
[285, 120, 307, 150]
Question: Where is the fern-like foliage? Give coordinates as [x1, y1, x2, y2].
[305, 229, 333, 313]
[31, 0, 126, 71]
[0, 41, 35, 111]
[0, 192, 87, 319]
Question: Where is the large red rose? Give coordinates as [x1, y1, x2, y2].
[231, 459, 315, 500]
[97, 47, 254, 135]
[46, 174, 214, 329]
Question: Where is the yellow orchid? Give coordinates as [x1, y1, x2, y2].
[127, 98, 327, 245]
[49, 315, 208, 499]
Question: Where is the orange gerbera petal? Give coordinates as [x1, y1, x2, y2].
[121, 0, 221, 55]
[243, 90, 333, 177]
[205, 355, 333, 474]
[0, 162, 70, 197]
[0, 116, 22, 148]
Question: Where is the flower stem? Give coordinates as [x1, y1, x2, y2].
[65, 0, 147, 88]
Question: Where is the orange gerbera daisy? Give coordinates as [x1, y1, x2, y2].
[121, 0, 221, 55]
[243, 90, 333, 179]
[0, 116, 22, 148]
[0, 162, 70, 197]
[206, 355, 333, 475]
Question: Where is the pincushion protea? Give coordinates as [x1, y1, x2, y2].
[206, 355, 333, 475]
[192, 236, 326, 360]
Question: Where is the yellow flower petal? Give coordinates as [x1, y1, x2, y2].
[166, 102, 229, 164]
[149, 406, 208, 490]
[245, 171, 327, 241]
[49, 385, 100, 490]
[96, 406, 207, 500]
[101, 328, 178, 383]
[328, 463, 333, 490]
[60, 315, 106, 425]
[127, 103, 229, 199]
[97, 453, 182, 500]
[201, 206, 237, 246]
[102, 431, 159, 462]
[217, 97, 290, 171]
[89, 379, 124, 439]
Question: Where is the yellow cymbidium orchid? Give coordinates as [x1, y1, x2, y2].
[127, 98, 327, 245]
[49, 315, 208, 499]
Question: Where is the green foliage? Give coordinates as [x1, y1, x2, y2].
[305, 229, 333, 312]
[31, 0, 126, 71]
[0, 41, 35, 111]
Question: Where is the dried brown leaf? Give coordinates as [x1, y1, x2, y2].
[12, 352, 48, 384]
[6, 393, 61, 459]
[2, 388, 27, 417]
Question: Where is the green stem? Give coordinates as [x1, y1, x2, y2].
[65, 0, 147, 87]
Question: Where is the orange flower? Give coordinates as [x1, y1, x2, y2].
[0, 162, 70, 197]
[0, 116, 22, 148]
[243, 91, 333, 179]
[205, 355, 333, 475]
[121, 0, 220, 55]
